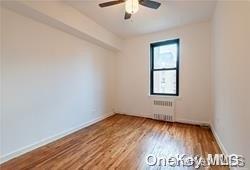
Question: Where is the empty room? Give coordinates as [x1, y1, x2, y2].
[0, 0, 249, 169]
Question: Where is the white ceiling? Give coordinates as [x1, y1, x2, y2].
[66, 0, 216, 38]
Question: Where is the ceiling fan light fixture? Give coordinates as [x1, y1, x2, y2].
[125, 0, 139, 14]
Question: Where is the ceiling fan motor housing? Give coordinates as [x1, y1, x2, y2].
[125, 0, 139, 14]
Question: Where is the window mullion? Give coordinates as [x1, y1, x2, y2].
[152, 68, 177, 71]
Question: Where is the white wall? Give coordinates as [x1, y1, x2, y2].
[211, 1, 250, 166]
[2, 1, 123, 51]
[115, 21, 212, 124]
[1, 8, 116, 161]
[2, 0, 249, 167]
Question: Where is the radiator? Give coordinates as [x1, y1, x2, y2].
[152, 99, 175, 122]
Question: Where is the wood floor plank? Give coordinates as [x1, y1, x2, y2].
[0, 114, 229, 170]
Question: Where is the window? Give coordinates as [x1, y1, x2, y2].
[150, 39, 179, 96]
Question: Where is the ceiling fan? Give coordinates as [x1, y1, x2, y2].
[99, 0, 161, 20]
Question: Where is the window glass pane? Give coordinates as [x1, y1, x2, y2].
[153, 70, 176, 94]
[153, 44, 177, 69]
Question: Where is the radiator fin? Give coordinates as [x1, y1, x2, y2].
[153, 114, 173, 122]
[152, 100, 175, 122]
[153, 100, 173, 107]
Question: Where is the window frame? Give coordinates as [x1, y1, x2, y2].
[150, 39, 180, 96]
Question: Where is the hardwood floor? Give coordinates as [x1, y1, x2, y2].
[1, 114, 228, 170]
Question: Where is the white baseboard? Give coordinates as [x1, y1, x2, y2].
[210, 123, 228, 155]
[0, 112, 114, 164]
[209, 124, 240, 170]
[175, 118, 210, 126]
[117, 112, 210, 126]
[116, 112, 153, 119]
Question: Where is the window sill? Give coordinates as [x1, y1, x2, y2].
[148, 94, 182, 100]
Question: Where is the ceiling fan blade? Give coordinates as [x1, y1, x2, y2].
[99, 0, 124, 7]
[139, 0, 161, 9]
[124, 12, 132, 20]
